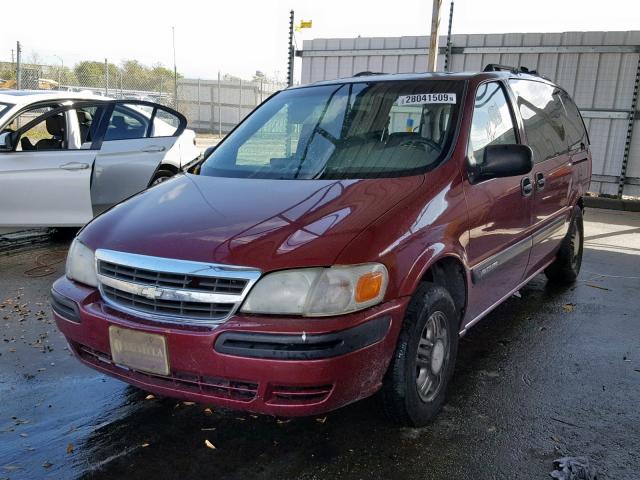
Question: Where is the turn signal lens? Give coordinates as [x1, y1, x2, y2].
[355, 272, 384, 303]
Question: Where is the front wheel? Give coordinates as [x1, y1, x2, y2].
[545, 206, 584, 283]
[381, 282, 459, 426]
[150, 169, 175, 186]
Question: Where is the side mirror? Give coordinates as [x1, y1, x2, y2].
[203, 145, 216, 159]
[0, 132, 13, 152]
[470, 144, 533, 183]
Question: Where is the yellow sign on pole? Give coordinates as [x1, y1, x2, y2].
[295, 20, 313, 31]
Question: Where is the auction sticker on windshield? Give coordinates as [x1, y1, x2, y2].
[397, 93, 457, 105]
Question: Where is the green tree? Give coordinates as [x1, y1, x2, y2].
[73, 61, 118, 88]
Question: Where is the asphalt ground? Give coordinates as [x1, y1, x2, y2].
[0, 207, 638, 479]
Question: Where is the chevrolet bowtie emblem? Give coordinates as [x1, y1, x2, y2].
[139, 287, 164, 300]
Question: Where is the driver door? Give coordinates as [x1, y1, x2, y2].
[0, 105, 94, 228]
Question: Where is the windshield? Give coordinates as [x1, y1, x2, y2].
[200, 80, 465, 180]
[0, 102, 13, 119]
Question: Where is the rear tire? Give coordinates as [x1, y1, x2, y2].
[544, 206, 584, 284]
[150, 169, 175, 186]
[381, 282, 458, 427]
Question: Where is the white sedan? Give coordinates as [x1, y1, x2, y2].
[0, 90, 200, 231]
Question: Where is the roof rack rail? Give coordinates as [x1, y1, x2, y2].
[353, 71, 385, 77]
[483, 64, 540, 75]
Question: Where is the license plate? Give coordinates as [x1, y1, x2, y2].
[109, 326, 170, 376]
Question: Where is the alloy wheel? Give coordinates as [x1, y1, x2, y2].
[415, 311, 449, 403]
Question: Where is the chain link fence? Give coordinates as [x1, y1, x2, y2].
[0, 53, 286, 136]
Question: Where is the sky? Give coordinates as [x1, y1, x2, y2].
[1, 0, 639, 83]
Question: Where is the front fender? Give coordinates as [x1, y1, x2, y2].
[335, 162, 471, 302]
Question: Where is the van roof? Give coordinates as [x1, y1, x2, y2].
[292, 70, 554, 89]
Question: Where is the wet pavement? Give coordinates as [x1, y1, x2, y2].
[1, 207, 639, 480]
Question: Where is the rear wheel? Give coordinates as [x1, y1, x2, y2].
[381, 282, 458, 426]
[545, 206, 584, 283]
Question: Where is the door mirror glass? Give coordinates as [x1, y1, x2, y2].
[470, 144, 533, 182]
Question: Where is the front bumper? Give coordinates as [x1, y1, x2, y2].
[52, 276, 409, 417]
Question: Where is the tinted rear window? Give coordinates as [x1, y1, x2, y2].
[509, 79, 586, 162]
[557, 91, 588, 150]
[200, 80, 465, 180]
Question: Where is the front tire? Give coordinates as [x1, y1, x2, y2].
[150, 169, 175, 186]
[545, 206, 584, 283]
[381, 282, 459, 426]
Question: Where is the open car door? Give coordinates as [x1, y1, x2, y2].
[0, 104, 94, 228]
[88, 100, 187, 214]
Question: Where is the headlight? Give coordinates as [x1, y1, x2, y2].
[241, 263, 388, 317]
[65, 239, 98, 287]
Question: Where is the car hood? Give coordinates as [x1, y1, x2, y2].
[80, 173, 424, 271]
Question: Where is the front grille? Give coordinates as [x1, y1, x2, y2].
[98, 261, 248, 294]
[102, 285, 235, 320]
[75, 343, 258, 402]
[94, 249, 261, 326]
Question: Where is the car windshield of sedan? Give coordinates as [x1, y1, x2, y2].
[200, 80, 464, 180]
[0, 102, 12, 119]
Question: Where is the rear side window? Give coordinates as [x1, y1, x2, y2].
[103, 103, 181, 141]
[104, 104, 149, 141]
[468, 82, 517, 166]
[557, 91, 588, 150]
[509, 80, 581, 162]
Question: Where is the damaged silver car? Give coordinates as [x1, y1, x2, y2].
[0, 90, 199, 232]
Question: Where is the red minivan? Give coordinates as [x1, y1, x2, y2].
[52, 66, 591, 426]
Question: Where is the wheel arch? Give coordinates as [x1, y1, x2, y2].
[403, 252, 470, 327]
[156, 163, 179, 175]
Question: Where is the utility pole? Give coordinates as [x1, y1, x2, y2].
[16, 41, 22, 90]
[173, 26, 178, 108]
[105, 58, 109, 96]
[444, 1, 454, 72]
[427, 0, 443, 72]
[287, 10, 295, 87]
[54, 55, 64, 86]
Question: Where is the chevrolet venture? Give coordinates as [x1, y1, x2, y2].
[52, 66, 591, 426]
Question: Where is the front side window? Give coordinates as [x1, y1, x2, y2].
[3, 105, 68, 151]
[200, 80, 464, 180]
[75, 105, 106, 147]
[468, 82, 517, 166]
[509, 79, 570, 162]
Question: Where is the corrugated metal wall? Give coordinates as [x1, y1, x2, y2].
[177, 78, 283, 134]
[300, 31, 640, 197]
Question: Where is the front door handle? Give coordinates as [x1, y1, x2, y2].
[60, 162, 89, 171]
[141, 145, 166, 153]
[535, 172, 545, 190]
[521, 177, 533, 197]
